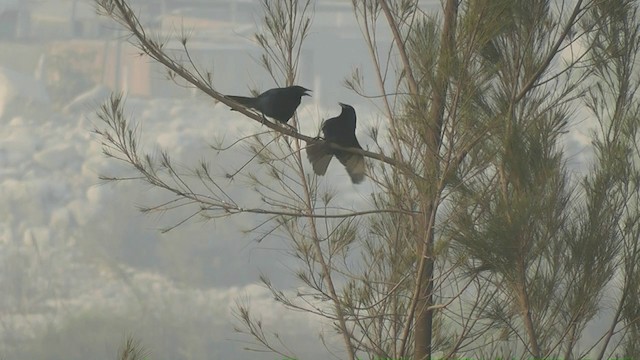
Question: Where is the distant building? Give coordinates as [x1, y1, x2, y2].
[0, 0, 30, 39]
[29, 0, 110, 40]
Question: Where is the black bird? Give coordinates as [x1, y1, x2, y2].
[226, 85, 311, 124]
[306, 103, 365, 184]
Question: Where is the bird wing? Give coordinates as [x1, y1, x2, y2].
[320, 116, 340, 138]
[254, 88, 301, 123]
[336, 152, 365, 184]
[306, 142, 333, 176]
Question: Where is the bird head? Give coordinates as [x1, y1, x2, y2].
[338, 102, 355, 113]
[292, 85, 312, 97]
[337, 103, 357, 126]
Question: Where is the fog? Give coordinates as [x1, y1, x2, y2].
[0, 0, 594, 359]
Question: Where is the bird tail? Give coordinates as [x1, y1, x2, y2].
[336, 152, 365, 184]
[227, 95, 257, 109]
[306, 142, 333, 176]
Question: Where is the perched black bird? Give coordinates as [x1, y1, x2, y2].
[226, 85, 311, 124]
[307, 103, 365, 184]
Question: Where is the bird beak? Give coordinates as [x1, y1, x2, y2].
[303, 88, 312, 97]
[338, 102, 346, 107]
